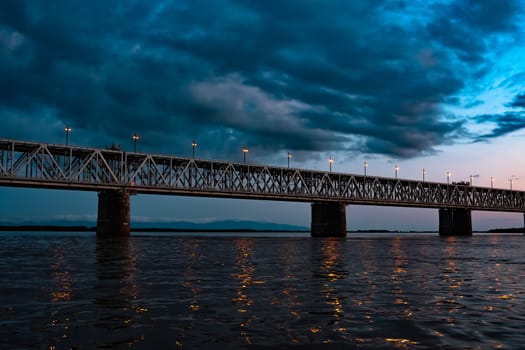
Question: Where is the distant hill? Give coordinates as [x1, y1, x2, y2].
[487, 227, 524, 233]
[131, 220, 308, 232]
[0, 219, 308, 232]
[0, 225, 94, 231]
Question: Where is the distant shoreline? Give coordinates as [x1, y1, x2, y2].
[0, 225, 427, 233]
[0, 225, 96, 232]
[0, 224, 522, 233]
[0, 225, 309, 233]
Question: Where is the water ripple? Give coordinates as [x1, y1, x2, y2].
[0, 233, 524, 349]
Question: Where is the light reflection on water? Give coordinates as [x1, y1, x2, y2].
[231, 238, 256, 345]
[93, 238, 146, 347]
[0, 232, 524, 349]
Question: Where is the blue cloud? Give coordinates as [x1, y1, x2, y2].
[475, 112, 525, 139]
[507, 93, 525, 108]
[0, 0, 523, 160]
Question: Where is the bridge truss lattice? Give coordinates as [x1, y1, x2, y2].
[1, 139, 524, 212]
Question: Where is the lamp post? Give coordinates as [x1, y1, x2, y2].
[422, 168, 427, 182]
[192, 140, 198, 158]
[132, 133, 140, 152]
[64, 126, 72, 146]
[510, 178, 513, 190]
[287, 152, 291, 168]
[447, 171, 451, 184]
[491, 177, 494, 189]
[364, 161, 368, 176]
[469, 174, 479, 186]
[329, 156, 334, 172]
[242, 147, 249, 163]
[394, 165, 399, 179]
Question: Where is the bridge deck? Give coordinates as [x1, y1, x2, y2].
[1, 139, 524, 212]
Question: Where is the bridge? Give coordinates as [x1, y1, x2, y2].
[1, 138, 524, 236]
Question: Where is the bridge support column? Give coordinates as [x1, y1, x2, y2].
[439, 208, 472, 236]
[311, 202, 346, 237]
[96, 191, 130, 236]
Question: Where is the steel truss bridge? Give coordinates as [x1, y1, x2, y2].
[1, 138, 524, 213]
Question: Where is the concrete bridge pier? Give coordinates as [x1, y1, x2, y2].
[439, 208, 472, 236]
[96, 191, 130, 236]
[311, 202, 347, 237]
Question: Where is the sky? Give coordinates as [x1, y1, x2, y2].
[1, 0, 525, 230]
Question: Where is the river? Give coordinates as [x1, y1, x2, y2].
[0, 232, 524, 349]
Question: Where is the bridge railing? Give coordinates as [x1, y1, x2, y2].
[1, 139, 524, 211]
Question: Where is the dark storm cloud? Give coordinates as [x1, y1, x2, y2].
[508, 93, 525, 108]
[0, 0, 522, 160]
[475, 92, 525, 140]
[475, 112, 525, 139]
[428, 0, 520, 65]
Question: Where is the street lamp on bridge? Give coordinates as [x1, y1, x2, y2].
[491, 176, 494, 189]
[364, 161, 368, 176]
[394, 164, 399, 179]
[132, 133, 140, 152]
[242, 147, 249, 163]
[192, 140, 198, 158]
[469, 174, 479, 186]
[447, 171, 451, 184]
[64, 126, 72, 146]
[422, 168, 427, 182]
[508, 175, 519, 190]
[287, 152, 292, 168]
[329, 156, 334, 172]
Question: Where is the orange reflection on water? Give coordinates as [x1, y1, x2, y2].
[442, 237, 462, 293]
[385, 337, 419, 348]
[48, 246, 73, 347]
[390, 237, 411, 318]
[49, 247, 72, 302]
[183, 240, 202, 312]
[318, 239, 347, 336]
[231, 239, 256, 344]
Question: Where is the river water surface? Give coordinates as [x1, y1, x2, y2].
[0, 232, 524, 349]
